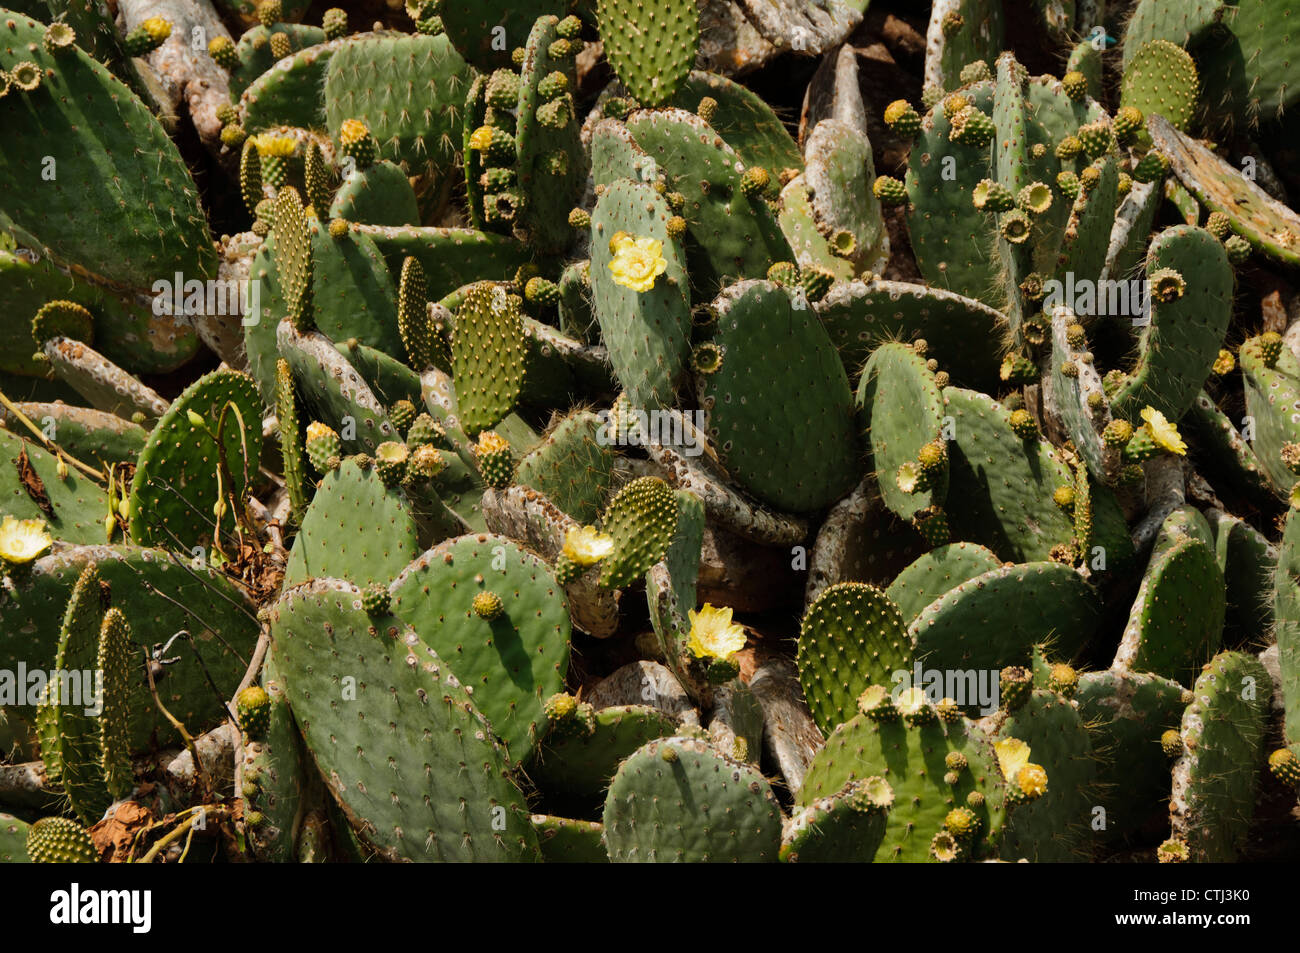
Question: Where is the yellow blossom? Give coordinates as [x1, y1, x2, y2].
[1016, 763, 1049, 797]
[251, 133, 296, 157]
[1140, 406, 1187, 456]
[142, 17, 172, 42]
[0, 515, 53, 565]
[475, 431, 509, 455]
[562, 525, 614, 566]
[339, 118, 370, 142]
[685, 603, 747, 661]
[607, 232, 667, 293]
[994, 737, 1031, 782]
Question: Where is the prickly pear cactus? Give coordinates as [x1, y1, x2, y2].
[1, 0, 1297, 866]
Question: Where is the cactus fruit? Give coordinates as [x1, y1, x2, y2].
[305, 421, 340, 474]
[884, 100, 921, 137]
[473, 431, 514, 489]
[237, 685, 272, 739]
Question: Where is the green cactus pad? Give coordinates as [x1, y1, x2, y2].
[329, 160, 420, 227]
[1197, 0, 1300, 131]
[531, 814, 607, 863]
[1182, 391, 1282, 506]
[283, 457, 420, 589]
[942, 387, 1076, 561]
[798, 711, 1007, 862]
[1113, 536, 1225, 686]
[513, 411, 615, 525]
[0, 813, 29, 864]
[277, 321, 397, 455]
[803, 118, 889, 275]
[0, 543, 258, 752]
[1272, 508, 1300, 754]
[1047, 306, 1114, 482]
[528, 703, 681, 806]
[1239, 335, 1300, 496]
[269, 578, 539, 861]
[1121, 0, 1226, 73]
[776, 176, 855, 283]
[388, 533, 571, 759]
[0, 427, 106, 544]
[276, 360, 308, 526]
[510, 16, 587, 254]
[1109, 226, 1232, 424]
[905, 81, 999, 303]
[646, 490, 709, 700]
[25, 816, 96, 863]
[241, 36, 347, 132]
[127, 369, 263, 552]
[597, 0, 697, 106]
[857, 342, 947, 521]
[908, 561, 1101, 674]
[884, 542, 1003, 624]
[815, 279, 1007, 392]
[624, 108, 793, 298]
[1205, 510, 1275, 645]
[599, 476, 679, 589]
[697, 280, 859, 513]
[241, 653, 309, 862]
[358, 225, 531, 301]
[1075, 668, 1193, 842]
[1054, 157, 1120, 294]
[1120, 40, 1199, 132]
[665, 71, 802, 175]
[0, 13, 216, 291]
[588, 178, 692, 411]
[602, 736, 783, 862]
[924, 0, 1005, 94]
[781, 776, 893, 862]
[251, 216, 404, 401]
[0, 241, 198, 376]
[797, 582, 912, 736]
[1149, 505, 1215, 563]
[1, 403, 146, 470]
[40, 563, 111, 824]
[450, 282, 527, 436]
[335, 339, 424, 409]
[228, 24, 327, 97]
[323, 32, 471, 180]
[996, 689, 1097, 862]
[437, 1, 557, 70]
[1170, 651, 1271, 861]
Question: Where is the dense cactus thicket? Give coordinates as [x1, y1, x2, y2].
[1, 0, 1299, 864]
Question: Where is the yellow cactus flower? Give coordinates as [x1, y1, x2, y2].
[1016, 762, 1049, 798]
[562, 525, 614, 566]
[306, 421, 335, 443]
[475, 430, 509, 455]
[1140, 406, 1187, 456]
[994, 737, 1031, 782]
[685, 603, 747, 661]
[142, 17, 172, 42]
[468, 126, 495, 151]
[0, 515, 53, 565]
[251, 133, 296, 157]
[339, 118, 370, 142]
[607, 232, 667, 293]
